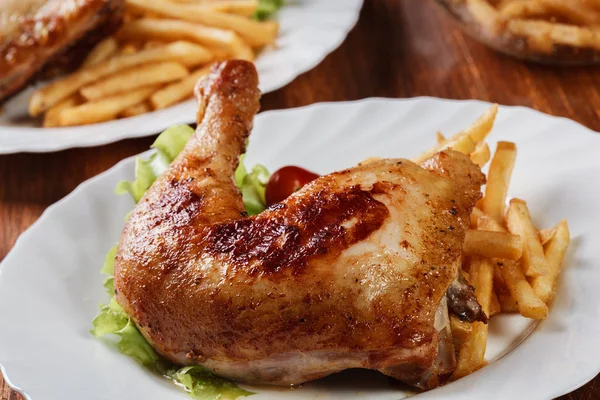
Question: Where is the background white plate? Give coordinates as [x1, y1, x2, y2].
[0, 0, 363, 154]
[0, 98, 599, 400]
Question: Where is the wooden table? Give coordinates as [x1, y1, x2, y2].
[1, 0, 598, 398]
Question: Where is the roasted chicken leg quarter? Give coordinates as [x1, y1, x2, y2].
[114, 60, 486, 389]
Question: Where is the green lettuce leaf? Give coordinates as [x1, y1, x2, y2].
[91, 297, 165, 371]
[170, 366, 253, 400]
[101, 246, 117, 295]
[235, 154, 270, 216]
[254, 0, 284, 20]
[115, 125, 195, 202]
[93, 124, 268, 400]
[116, 125, 270, 214]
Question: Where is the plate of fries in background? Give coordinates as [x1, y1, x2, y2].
[436, 0, 600, 64]
[0, 0, 363, 154]
[0, 98, 599, 399]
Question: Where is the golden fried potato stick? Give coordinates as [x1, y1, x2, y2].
[126, 0, 278, 47]
[466, 104, 499, 144]
[58, 85, 159, 126]
[490, 290, 501, 316]
[29, 41, 212, 116]
[150, 66, 211, 109]
[499, 259, 548, 319]
[43, 96, 81, 128]
[464, 229, 523, 260]
[499, 0, 554, 20]
[472, 209, 519, 312]
[482, 141, 517, 223]
[120, 43, 139, 55]
[450, 315, 473, 352]
[80, 62, 189, 101]
[497, 290, 518, 312]
[508, 20, 600, 53]
[470, 142, 491, 168]
[118, 18, 254, 60]
[120, 102, 152, 118]
[436, 131, 446, 144]
[466, 0, 506, 34]
[506, 198, 549, 277]
[537, 0, 600, 25]
[453, 256, 494, 379]
[143, 40, 168, 50]
[531, 220, 570, 304]
[163, 0, 259, 17]
[539, 227, 557, 246]
[82, 38, 119, 67]
[414, 105, 497, 163]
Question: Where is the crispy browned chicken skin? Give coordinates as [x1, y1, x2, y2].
[114, 60, 485, 389]
[0, 0, 123, 101]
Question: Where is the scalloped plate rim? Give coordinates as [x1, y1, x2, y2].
[0, 97, 599, 400]
[0, 0, 364, 154]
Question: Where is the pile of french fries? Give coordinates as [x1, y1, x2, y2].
[417, 105, 571, 379]
[29, 0, 279, 127]
[464, 0, 600, 54]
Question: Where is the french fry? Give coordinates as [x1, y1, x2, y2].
[470, 207, 486, 228]
[82, 38, 118, 67]
[490, 290, 501, 316]
[120, 102, 152, 118]
[537, 0, 600, 25]
[414, 105, 497, 163]
[463, 103, 499, 144]
[118, 18, 254, 60]
[144, 40, 168, 50]
[450, 315, 473, 352]
[29, 41, 212, 115]
[357, 157, 382, 167]
[506, 198, 548, 277]
[453, 256, 494, 379]
[539, 227, 557, 246]
[80, 62, 189, 101]
[531, 220, 570, 304]
[464, 229, 522, 260]
[58, 86, 158, 126]
[126, 0, 278, 47]
[470, 142, 491, 167]
[497, 289, 518, 312]
[482, 141, 517, 223]
[150, 66, 211, 109]
[414, 131, 476, 163]
[436, 131, 446, 144]
[508, 19, 600, 53]
[43, 96, 81, 128]
[473, 210, 519, 312]
[471, 257, 494, 316]
[466, 0, 505, 34]
[166, 0, 259, 17]
[499, 260, 548, 319]
[197, 0, 259, 17]
[499, 0, 553, 20]
[120, 43, 139, 55]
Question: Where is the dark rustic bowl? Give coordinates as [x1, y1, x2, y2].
[434, 0, 600, 65]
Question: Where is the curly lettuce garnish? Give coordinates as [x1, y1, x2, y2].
[92, 125, 269, 400]
[255, 0, 284, 20]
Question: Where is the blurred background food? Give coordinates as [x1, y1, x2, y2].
[436, 0, 600, 64]
[0, 0, 124, 102]
[3, 0, 282, 127]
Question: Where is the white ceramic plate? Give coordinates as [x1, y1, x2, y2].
[0, 0, 363, 154]
[1, 98, 599, 400]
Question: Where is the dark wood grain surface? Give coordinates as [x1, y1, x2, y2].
[1, 0, 598, 399]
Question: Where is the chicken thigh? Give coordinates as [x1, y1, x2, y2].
[114, 60, 485, 389]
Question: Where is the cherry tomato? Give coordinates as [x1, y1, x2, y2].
[265, 166, 320, 206]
